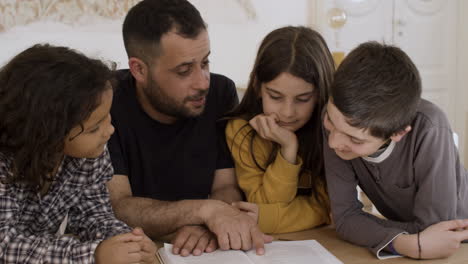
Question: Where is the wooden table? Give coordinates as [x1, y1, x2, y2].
[154, 226, 468, 264]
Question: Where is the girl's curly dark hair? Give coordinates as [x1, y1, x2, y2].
[0, 44, 115, 190]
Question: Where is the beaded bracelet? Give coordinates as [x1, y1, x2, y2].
[417, 232, 422, 259]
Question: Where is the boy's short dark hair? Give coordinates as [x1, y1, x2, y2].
[122, 0, 206, 63]
[331, 41, 422, 139]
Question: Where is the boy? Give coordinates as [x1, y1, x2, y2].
[323, 41, 468, 259]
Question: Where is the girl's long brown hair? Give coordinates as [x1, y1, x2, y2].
[225, 26, 335, 209]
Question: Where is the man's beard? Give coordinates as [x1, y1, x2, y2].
[143, 77, 208, 119]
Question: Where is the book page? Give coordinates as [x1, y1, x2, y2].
[159, 243, 254, 264]
[245, 240, 343, 264]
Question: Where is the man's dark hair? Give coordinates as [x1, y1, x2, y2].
[0, 44, 115, 190]
[331, 41, 422, 139]
[122, 0, 206, 63]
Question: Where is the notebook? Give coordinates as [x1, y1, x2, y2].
[157, 239, 343, 264]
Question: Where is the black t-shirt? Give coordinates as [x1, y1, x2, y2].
[108, 70, 238, 201]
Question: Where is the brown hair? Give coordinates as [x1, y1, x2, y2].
[331, 41, 422, 139]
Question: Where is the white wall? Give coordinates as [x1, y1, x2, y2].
[191, 0, 310, 88]
[310, 0, 467, 162]
[457, 1, 468, 164]
[0, 0, 311, 89]
[0, 20, 128, 68]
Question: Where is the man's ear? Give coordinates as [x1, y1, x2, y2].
[390, 126, 412, 142]
[128, 57, 148, 84]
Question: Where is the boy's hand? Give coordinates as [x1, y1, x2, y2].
[95, 232, 143, 264]
[419, 219, 468, 259]
[132, 227, 157, 263]
[249, 113, 298, 164]
[394, 219, 468, 259]
[171, 225, 218, 256]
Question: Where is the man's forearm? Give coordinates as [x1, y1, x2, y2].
[112, 197, 221, 239]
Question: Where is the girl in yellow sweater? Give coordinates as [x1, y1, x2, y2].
[225, 26, 335, 234]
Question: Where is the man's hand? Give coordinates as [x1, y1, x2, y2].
[249, 113, 298, 164]
[201, 200, 273, 255]
[394, 219, 468, 259]
[232, 201, 273, 245]
[171, 225, 218, 256]
[232, 201, 259, 223]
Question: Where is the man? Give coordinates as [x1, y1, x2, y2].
[107, 0, 271, 257]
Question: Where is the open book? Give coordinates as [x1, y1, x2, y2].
[157, 240, 343, 264]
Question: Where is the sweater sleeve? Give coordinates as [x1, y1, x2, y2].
[411, 125, 461, 229]
[366, 125, 464, 235]
[257, 187, 330, 234]
[226, 119, 302, 203]
[323, 132, 406, 258]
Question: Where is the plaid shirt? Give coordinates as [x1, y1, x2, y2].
[0, 148, 131, 263]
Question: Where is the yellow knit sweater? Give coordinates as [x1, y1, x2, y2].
[226, 118, 330, 234]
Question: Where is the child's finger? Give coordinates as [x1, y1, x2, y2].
[249, 116, 260, 131]
[455, 229, 468, 242]
[268, 112, 280, 122]
[139, 250, 157, 264]
[132, 227, 145, 236]
[140, 238, 156, 253]
[126, 252, 143, 263]
[258, 117, 270, 138]
[205, 236, 218, 253]
[265, 116, 277, 131]
[113, 232, 143, 243]
[250, 227, 266, 255]
[125, 241, 142, 253]
[439, 219, 468, 231]
[172, 230, 191, 254]
[263, 233, 274, 243]
[232, 201, 257, 214]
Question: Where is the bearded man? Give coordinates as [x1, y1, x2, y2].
[107, 0, 270, 258]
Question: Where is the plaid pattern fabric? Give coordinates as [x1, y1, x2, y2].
[0, 148, 131, 263]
